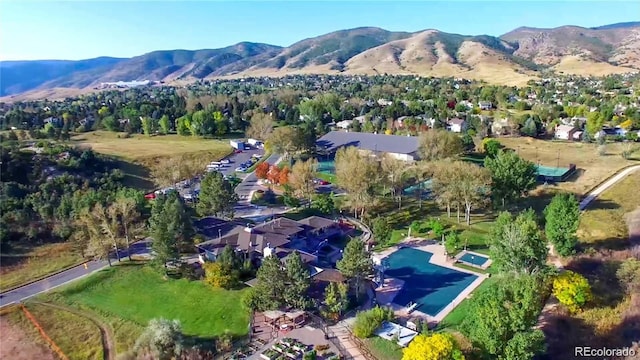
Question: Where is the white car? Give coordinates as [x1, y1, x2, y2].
[252, 154, 262, 159]
[220, 159, 230, 164]
[235, 167, 247, 172]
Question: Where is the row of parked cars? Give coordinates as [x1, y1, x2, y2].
[235, 154, 262, 172]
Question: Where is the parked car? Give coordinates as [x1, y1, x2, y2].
[252, 154, 262, 159]
[220, 159, 231, 164]
[318, 180, 330, 185]
[235, 167, 247, 172]
[234, 149, 243, 154]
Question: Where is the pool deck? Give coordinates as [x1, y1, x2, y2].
[372, 238, 489, 325]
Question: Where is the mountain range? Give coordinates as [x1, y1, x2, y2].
[1, 22, 639, 98]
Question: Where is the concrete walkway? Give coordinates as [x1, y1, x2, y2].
[578, 164, 640, 211]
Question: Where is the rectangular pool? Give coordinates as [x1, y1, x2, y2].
[459, 252, 489, 266]
[384, 248, 478, 316]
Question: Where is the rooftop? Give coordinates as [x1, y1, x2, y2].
[316, 131, 420, 156]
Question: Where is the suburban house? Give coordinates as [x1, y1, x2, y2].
[479, 101, 493, 110]
[335, 120, 353, 129]
[554, 125, 579, 140]
[316, 130, 421, 162]
[447, 118, 467, 133]
[43, 117, 62, 127]
[196, 216, 346, 265]
[491, 118, 514, 136]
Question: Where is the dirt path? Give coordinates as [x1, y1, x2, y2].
[31, 302, 116, 360]
[0, 315, 56, 360]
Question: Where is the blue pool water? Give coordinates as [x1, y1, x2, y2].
[384, 248, 478, 316]
[459, 252, 489, 266]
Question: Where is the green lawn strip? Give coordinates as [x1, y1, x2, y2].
[316, 172, 337, 184]
[44, 264, 250, 345]
[363, 337, 403, 360]
[438, 277, 498, 330]
[244, 151, 272, 173]
[8, 303, 104, 360]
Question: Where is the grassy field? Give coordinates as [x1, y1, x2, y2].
[70, 131, 233, 190]
[5, 303, 104, 360]
[577, 172, 640, 250]
[498, 137, 639, 196]
[0, 242, 83, 292]
[45, 264, 250, 345]
[364, 337, 403, 360]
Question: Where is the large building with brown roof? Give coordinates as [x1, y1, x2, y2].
[196, 215, 345, 265]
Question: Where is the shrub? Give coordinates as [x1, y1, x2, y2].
[402, 333, 465, 360]
[352, 306, 395, 338]
[553, 271, 592, 313]
[303, 350, 317, 360]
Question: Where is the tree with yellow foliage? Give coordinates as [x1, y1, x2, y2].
[552, 271, 592, 313]
[402, 333, 465, 360]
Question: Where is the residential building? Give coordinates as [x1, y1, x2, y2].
[316, 130, 420, 162]
[447, 118, 466, 133]
[554, 125, 578, 140]
[196, 216, 346, 265]
[479, 101, 493, 110]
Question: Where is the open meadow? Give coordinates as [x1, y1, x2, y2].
[577, 172, 640, 250]
[498, 137, 639, 196]
[41, 263, 250, 353]
[70, 131, 233, 190]
[0, 242, 83, 292]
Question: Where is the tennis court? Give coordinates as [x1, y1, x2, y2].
[535, 164, 576, 182]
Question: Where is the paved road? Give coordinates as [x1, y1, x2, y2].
[235, 153, 281, 201]
[579, 164, 640, 211]
[0, 241, 151, 307]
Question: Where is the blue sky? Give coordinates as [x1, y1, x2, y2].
[1, 1, 638, 61]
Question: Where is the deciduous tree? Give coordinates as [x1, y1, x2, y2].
[255, 162, 270, 179]
[484, 150, 536, 207]
[133, 318, 184, 360]
[544, 193, 580, 257]
[488, 210, 547, 275]
[418, 129, 464, 161]
[335, 146, 379, 218]
[289, 158, 317, 206]
[552, 271, 592, 313]
[246, 112, 275, 140]
[381, 155, 410, 208]
[461, 275, 547, 358]
[402, 333, 465, 360]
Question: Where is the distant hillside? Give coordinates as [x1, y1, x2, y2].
[500, 23, 640, 73]
[2, 22, 640, 97]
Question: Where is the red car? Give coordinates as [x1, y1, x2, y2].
[318, 180, 330, 185]
[234, 149, 243, 154]
[144, 193, 156, 200]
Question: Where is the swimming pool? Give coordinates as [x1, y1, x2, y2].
[384, 248, 478, 317]
[459, 252, 489, 266]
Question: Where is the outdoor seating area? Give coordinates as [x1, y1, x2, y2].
[263, 310, 308, 334]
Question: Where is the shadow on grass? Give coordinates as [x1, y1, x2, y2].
[113, 159, 155, 191]
[578, 236, 632, 252]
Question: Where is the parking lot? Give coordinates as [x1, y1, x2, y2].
[156, 144, 265, 201]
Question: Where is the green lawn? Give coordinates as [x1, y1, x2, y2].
[317, 172, 337, 184]
[438, 277, 498, 330]
[46, 264, 250, 341]
[364, 337, 403, 360]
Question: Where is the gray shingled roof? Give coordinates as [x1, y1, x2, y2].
[316, 131, 420, 156]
